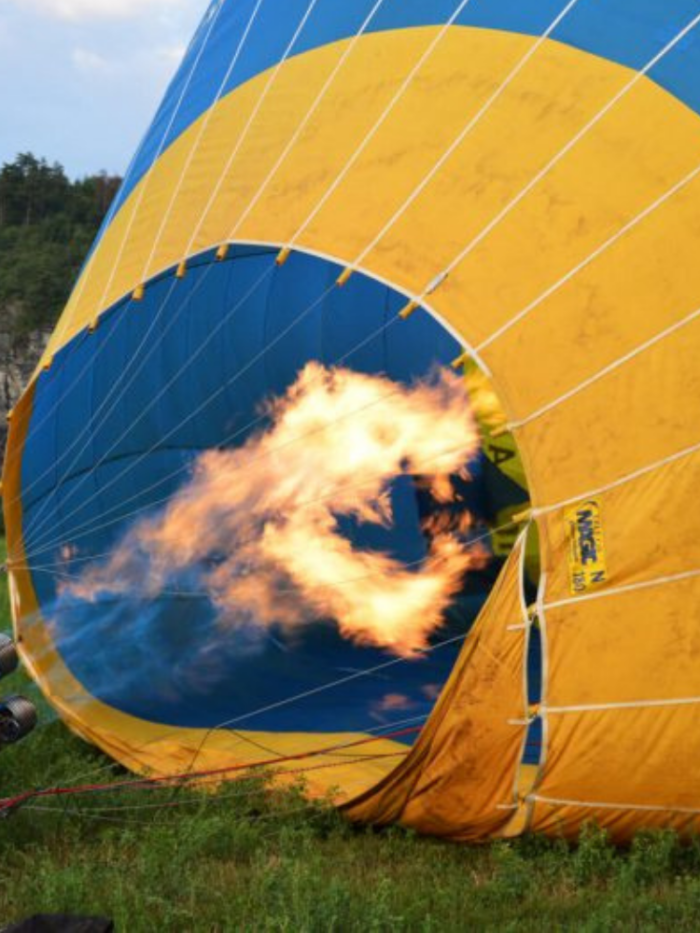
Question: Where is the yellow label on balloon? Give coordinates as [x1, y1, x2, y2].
[564, 499, 608, 595]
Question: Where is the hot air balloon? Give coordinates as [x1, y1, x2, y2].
[4, 0, 700, 842]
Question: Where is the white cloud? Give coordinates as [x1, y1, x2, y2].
[155, 42, 186, 64]
[71, 46, 112, 73]
[15, 0, 186, 21]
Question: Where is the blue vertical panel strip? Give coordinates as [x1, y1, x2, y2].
[321, 270, 388, 374]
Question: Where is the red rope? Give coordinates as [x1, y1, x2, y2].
[0, 725, 422, 814]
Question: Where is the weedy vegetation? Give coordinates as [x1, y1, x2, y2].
[0, 540, 699, 931]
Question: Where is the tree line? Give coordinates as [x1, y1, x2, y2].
[0, 153, 121, 335]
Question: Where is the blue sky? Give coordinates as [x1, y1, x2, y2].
[0, 0, 209, 178]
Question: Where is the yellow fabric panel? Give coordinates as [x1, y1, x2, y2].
[530, 704, 700, 841]
[44, 26, 537, 361]
[531, 798, 700, 843]
[541, 451, 700, 601]
[544, 576, 700, 707]
[500, 763, 540, 838]
[37, 29, 696, 369]
[344, 535, 528, 841]
[518, 313, 700, 505]
[481, 163, 700, 419]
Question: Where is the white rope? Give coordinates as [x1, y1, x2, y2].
[185, 631, 470, 771]
[529, 794, 700, 816]
[14, 260, 227, 549]
[17, 0, 418, 543]
[22, 288, 459, 562]
[183, 0, 322, 260]
[534, 437, 700, 518]
[23, 250, 418, 557]
[12, 251, 280, 520]
[508, 521, 538, 807]
[404, 8, 700, 332]
[18, 0, 316, 534]
[546, 695, 700, 715]
[10, 5, 232, 545]
[95, 0, 226, 319]
[49, 130, 149, 355]
[521, 568, 550, 833]
[4, 7, 236, 518]
[7, 273, 182, 535]
[19, 0, 475, 550]
[21, 400, 467, 565]
[348, 0, 583, 275]
[543, 567, 700, 611]
[5, 10, 226, 483]
[509, 289, 700, 433]
[25, 518, 504, 598]
[22, 263, 276, 549]
[25, 272, 331, 553]
[284, 0, 477, 250]
[141, 0, 267, 281]
[21, 262, 329, 555]
[480, 160, 700, 357]
[225, 0, 389, 242]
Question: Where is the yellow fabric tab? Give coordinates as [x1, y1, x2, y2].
[336, 267, 354, 287]
[399, 299, 420, 320]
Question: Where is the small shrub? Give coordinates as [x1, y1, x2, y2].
[572, 822, 617, 886]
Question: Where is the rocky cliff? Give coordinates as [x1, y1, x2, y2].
[0, 303, 52, 463]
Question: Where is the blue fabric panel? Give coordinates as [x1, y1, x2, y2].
[523, 624, 542, 765]
[221, 252, 277, 444]
[22, 249, 528, 732]
[385, 290, 461, 384]
[103, 0, 700, 233]
[91, 450, 194, 556]
[22, 332, 99, 559]
[264, 250, 336, 396]
[321, 267, 388, 373]
[524, 716, 543, 766]
[20, 367, 61, 512]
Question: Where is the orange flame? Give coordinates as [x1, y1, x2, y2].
[64, 364, 484, 657]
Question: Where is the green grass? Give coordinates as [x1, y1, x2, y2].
[1, 544, 700, 930]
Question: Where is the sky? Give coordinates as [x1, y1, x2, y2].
[0, 0, 209, 178]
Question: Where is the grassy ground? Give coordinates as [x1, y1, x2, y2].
[1, 547, 700, 929]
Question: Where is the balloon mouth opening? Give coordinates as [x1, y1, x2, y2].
[15, 246, 537, 748]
